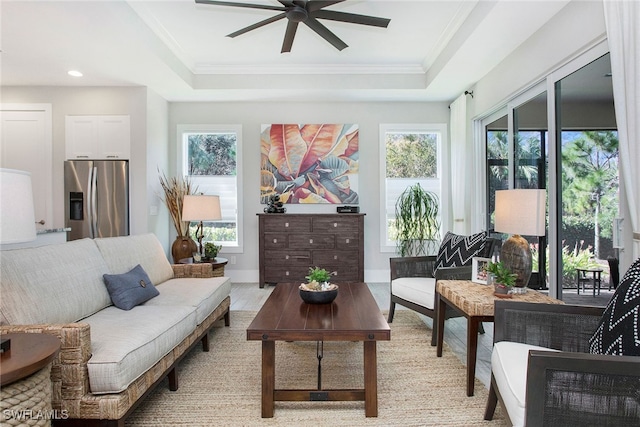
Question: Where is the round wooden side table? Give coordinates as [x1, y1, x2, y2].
[1, 333, 61, 426]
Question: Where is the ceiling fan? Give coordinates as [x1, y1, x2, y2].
[195, 0, 391, 53]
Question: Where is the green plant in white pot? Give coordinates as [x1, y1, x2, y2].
[394, 183, 440, 257]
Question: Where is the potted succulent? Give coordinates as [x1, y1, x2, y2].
[394, 183, 440, 256]
[299, 267, 338, 304]
[204, 242, 222, 261]
[485, 261, 518, 297]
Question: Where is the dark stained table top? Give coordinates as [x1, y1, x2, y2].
[247, 282, 391, 342]
[1, 333, 60, 386]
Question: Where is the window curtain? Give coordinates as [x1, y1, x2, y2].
[604, 0, 640, 260]
[450, 93, 468, 234]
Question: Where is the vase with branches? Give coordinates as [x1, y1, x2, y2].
[158, 170, 198, 262]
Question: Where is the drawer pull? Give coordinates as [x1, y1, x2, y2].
[334, 255, 338, 260]
[273, 238, 278, 243]
[285, 255, 289, 260]
[309, 238, 313, 244]
[346, 238, 350, 244]
[291, 255, 310, 259]
[334, 222, 338, 227]
[286, 271, 289, 276]
[285, 222, 289, 227]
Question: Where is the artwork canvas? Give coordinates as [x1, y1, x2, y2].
[260, 124, 359, 204]
[471, 257, 491, 284]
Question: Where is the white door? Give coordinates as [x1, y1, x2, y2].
[0, 105, 53, 229]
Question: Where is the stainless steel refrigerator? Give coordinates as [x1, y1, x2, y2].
[64, 160, 129, 240]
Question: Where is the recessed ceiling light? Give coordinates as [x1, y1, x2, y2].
[68, 70, 83, 77]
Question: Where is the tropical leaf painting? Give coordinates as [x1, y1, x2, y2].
[260, 124, 359, 204]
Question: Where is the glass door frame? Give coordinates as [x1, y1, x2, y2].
[475, 40, 610, 300]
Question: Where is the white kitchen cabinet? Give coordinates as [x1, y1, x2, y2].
[65, 115, 130, 159]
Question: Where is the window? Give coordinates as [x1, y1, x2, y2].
[177, 124, 243, 252]
[379, 124, 445, 252]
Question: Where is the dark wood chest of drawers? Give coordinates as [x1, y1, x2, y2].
[257, 213, 365, 288]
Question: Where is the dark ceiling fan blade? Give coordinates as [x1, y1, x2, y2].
[227, 13, 287, 38]
[306, 0, 345, 12]
[277, 0, 296, 6]
[303, 17, 347, 51]
[196, 0, 286, 12]
[281, 20, 299, 53]
[312, 10, 390, 28]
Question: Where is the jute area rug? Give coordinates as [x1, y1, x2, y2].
[125, 310, 507, 426]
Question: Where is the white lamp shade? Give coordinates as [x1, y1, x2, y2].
[181, 195, 222, 221]
[494, 189, 546, 236]
[1, 168, 37, 244]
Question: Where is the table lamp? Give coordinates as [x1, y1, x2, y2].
[494, 189, 546, 293]
[0, 168, 37, 244]
[181, 194, 222, 257]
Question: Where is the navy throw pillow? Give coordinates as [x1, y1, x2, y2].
[434, 231, 488, 273]
[589, 257, 640, 356]
[103, 264, 159, 310]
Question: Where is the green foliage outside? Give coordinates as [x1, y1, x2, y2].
[188, 222, 236, 244]
[487, 130, 619, 259]
[188, 133, 237, 176]
[386, 132, 437, 178]
[531, 241, 601, 287]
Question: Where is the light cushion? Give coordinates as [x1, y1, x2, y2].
[0, 238, 112, 325]
[103, 264, 159, 310]
[391, 277, 436, 310]
[589, 257, 640, 356]
[492, 341, 559, 427]
[144, 276, 232, 325]
[95, 233, 174, 286]
[434, 231, 488, 273]
[84, 305, 196, 394]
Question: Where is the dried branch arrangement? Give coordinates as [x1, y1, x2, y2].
[158, 170, 197, 237]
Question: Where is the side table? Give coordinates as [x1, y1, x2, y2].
[435, 280, 563, 396]
[576, 268, 603, 296]
[178, 257, 228, 277]
[1, 333, 61, 426]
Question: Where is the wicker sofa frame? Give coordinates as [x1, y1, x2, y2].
[484, 300, 640, 426]
[0, 263, 230, 427]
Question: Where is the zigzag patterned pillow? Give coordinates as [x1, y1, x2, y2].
[434, 231, 488, 273]
[589, 257, 640, 356]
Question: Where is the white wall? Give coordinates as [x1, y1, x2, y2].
[168, 101, 449, 283]
[145, 89, 170, 254]
[470, 0, 607, 118]
[0, 86, 149, 235]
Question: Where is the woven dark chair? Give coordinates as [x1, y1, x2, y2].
[484, 300, 640, 426]
[388, 237, 497, 346]
[608, 256, 620, 290]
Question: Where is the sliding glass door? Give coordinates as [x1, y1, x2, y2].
[482, 49, 618, 300]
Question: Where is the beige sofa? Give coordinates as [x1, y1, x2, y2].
[0, 233, 231, 426]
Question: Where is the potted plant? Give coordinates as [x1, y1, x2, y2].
[299, 267, 338, 303]
[485, 261, 518, 297]
[158, 170, 198, 263]
[204, 242, 222, 260]
[394, 183, 440, 256]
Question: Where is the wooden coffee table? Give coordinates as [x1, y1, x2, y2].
[247, 282, 391, 418]
[435, 280, 563, 396]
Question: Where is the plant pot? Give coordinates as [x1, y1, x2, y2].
[494, 284, 513, 298]
[299, 283, 339, 304]
[171, 236, 197, 263]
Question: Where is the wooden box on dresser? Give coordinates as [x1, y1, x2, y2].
[257, 213, 365, 288]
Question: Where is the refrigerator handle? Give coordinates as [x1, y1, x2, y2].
[86, 166, 94, 238]
[91, 166, 98, 238]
